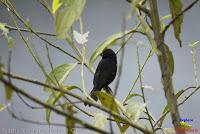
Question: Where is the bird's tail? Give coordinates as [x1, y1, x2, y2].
[90, 89, 98, 101]
[104, 86, 113, 95]
[84, 88, 98, 106]
[84, 87, 113, 106]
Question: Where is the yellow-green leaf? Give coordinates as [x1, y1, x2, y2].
[189, 41, 199, 48]
[4, 84, 13, 101]
[168, 0, 183, 47]
[93, 113, 107, 130]
[124, 93, 142, 103]
[125, 101, 146, 122]
[0, 103, 6, 112]
[52, 0, 63, 14]
[121, 124, 130, 133]
[180, 121, 192, 129]
[62, 104, 76, 134]
[160, 89, 185, 126]
[54, 0, 86, 39]
[161, 14, 171, 21]
[45, 84, 78, 123]
[46, 92, 63, 124]
[96, 91, 125, 133]
[96, 92, 119, 114]
[89, 30, 130, 68]
[7, 36, 15, 49]
[66, 115, 75, 134]
[44, 63, 77, 93]
[0, 23, 9, 35]
[63, 85, 81, 91]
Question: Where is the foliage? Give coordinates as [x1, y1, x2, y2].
[0, 0, 199, 134]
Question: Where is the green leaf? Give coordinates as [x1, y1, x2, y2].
[161, 23, 166, 31]
[45, 84, 78, 123]
[4, 84, 13, 101]
[96, 91, 125, 133]
[46, 91, 63, 124]
[180, 121, 192, 129]
[115, 100, 130, 133]
[124, 93, 142, 103]
[121, 124, 130, 133]
[63, 85, 81, 91]
[0, 103, 6, 112]
[175, 89, 185, 98]
[189, 41, 199, 48]
[96, 92, 119, 114]
[62, 104, 76, 134]
[54, 0, 86, 39]
[161, 14, 171, 21]
[0, 23, 9, 35]
[44, 63, 77, 93]
[160, 89, 185, 126]
[125, 101, 146, 122]
[168, 0, 183, 47]
[89, 30, 130, 68]
[52, 0, 63, 14]
[93, 113, 107, 130]
[163, 44, 174, 76]
[7, 36, 15, 49]
[66, 113, 75, 134]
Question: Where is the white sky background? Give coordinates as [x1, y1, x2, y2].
[0, 0, 200, 133]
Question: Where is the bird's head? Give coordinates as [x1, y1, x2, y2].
[101, 49, 116, 59]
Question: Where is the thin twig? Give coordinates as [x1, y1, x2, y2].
[0, 78, 110, 134]
[2, 71, 152, 134]
[5, 25, 55, 36]
[17, 94, 83, 109]
[8, 109, 84, 128]
[136, 46, 154, 131]
[123, 49, 152, 104]
[63, 95, 93, 117]
[36, 0, 52, 14]
[45, 44, 54, 71]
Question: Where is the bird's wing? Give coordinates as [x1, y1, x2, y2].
[93, 60, 110, 90]
[93, 70, 108, 90]
[93, 59, 116, 90]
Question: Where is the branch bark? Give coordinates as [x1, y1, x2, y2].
[148, 0, 184, 133]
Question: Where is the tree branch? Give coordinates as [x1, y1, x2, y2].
[5, 25, 55, 36]
[148, 0, 183, 132]
[2, 71, 152, 134]
[0, 78, 110, 134]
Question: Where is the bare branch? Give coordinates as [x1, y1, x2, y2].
[5, 25, 55, 36]
[0, 78, 110, 134]
[2, 71, 152, 134]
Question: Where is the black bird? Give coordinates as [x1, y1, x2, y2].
[86, 49, 117, 105]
